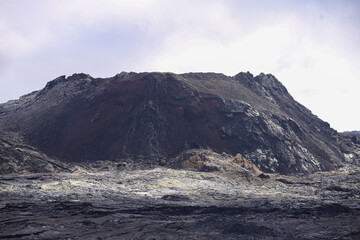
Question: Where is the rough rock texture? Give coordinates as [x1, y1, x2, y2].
[0, 130, 71, 174]
[0, 72, 357, 174]
[167, 149, 262, 176]
[1, 167, 359, 239]
[337, 133, 360, 168]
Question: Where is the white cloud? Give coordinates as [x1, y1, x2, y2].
[0, 0, 359, 131]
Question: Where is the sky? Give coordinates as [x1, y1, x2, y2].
[0, 0, 359, 131]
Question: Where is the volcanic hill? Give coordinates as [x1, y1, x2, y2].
[0, 71, 358, 174]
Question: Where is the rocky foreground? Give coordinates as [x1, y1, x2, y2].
[1, 162, 359, 239]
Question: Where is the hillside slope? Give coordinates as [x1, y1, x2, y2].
[0, 72, 354, 174]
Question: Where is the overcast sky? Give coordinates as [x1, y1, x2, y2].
[0, 0, 359, 131]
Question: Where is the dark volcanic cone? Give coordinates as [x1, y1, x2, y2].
[0, 71, 349, 174]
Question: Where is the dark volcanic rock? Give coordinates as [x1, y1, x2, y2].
[0, 71, 356, 174]
[343, 130, 360, 135]
[0, 130, 71, 174]
[0, 168, 359, 239]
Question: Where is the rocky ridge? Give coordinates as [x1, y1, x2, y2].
[0, 71, 358, 175]
[343, 130, 360, 135]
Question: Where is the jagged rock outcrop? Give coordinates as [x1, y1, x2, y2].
[167, 149, 262, 176]
[336, 133, 360, 167]
[0, 130, 71, 174]
[0, 71, 355, 174]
